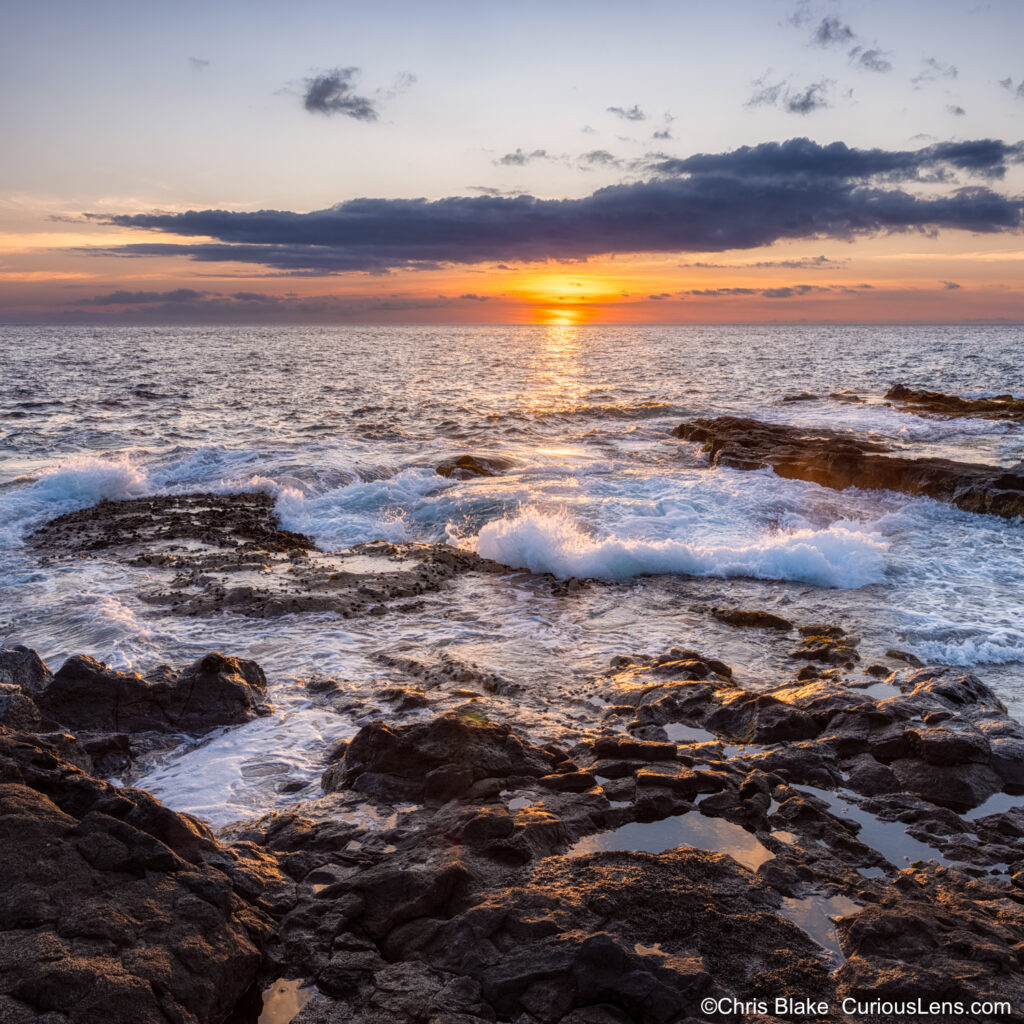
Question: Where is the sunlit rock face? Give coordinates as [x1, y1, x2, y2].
[675, 415, 1024, 519]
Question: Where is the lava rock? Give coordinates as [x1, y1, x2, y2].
[674, 415, 1024, 519]
[36, 651, 270, 735]
[323, 713, 556, 803]
[0, 731, 277, 1024]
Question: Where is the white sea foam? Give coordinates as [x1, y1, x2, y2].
[135, 703, 355, 827]
[763, 401, 1016, 441]
[472, 508, 888, 587]
[0, 455, 150, 543]
[275, 467, 454, 549]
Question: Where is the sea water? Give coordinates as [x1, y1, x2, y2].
[1, 324, 1021, 823]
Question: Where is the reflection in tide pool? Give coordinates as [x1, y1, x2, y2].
[567, 810, 774, 872]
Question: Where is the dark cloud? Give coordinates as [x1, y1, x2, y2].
[303, 68, 378, 121]
[188, 57, 209, 71]
[466, 185, 525, 197]
[653, 128, 672, 140]
[947, 105, 967, 116]
[60, 290, 491, 323]
[784, 80, 833, 114]
[849, 46, 892, 73]
[647, 292, 671, 300]
[647, 137, 1024, 182]
[1000, 78, 1024, 100]
[607, 104, 645, 122]
[912, 58, 958, 87]
[81, 288, 208, 305]
[579, 149, 621, 167]
[86, 138, 1024, 275]
[942, 280, 962, 289]
[748, 76, 833, 114]
[812, 16, 855, 47]
[495, 148, 550, 166]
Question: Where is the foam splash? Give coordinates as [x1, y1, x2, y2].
[275, 467, 454, 549]
[135, 704, 355, 827]
[0, 455, 150, 543]
[471, 509, 888, 588]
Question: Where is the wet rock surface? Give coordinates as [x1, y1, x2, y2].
[5, 618, 1024, 1022]
[0, 728, 278, 1024]
[885, 383, 1024, 422]
[436, 454, 513, 479]
[38, 651, 271, 735]
[29, 491, 509, 620]
[674, 415, 1024, 519]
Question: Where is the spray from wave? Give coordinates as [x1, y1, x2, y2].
[471, 509, 888, 588]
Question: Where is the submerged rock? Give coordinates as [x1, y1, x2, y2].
[29, 490, 313, 556]
[711, 607, 793, 630]
[37, 651, 270, 735]
[886, 383, 1024, 421]
[436, 454, 513, 479]
[674, 415, 1024, 519]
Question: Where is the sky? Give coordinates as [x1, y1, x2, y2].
[1, 0, 1023, 325]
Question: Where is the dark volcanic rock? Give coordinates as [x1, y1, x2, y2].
[885, 383, 1024, 422]
[834, 864, 1024, 1007]
[0, 729, 277, 1024]
[37, 651, 270, 735]
[711, 608, 793, 631]
[425, 848, 831, 1021]
[29, 493, 510, 621]
[0, 685, 42, 731]
[674, 415, 1024, 519]
[323, 713, 557, 802]
[791, 625, 860, 667]
[436, 455, 513, 479]
[0, 646, 53, 696]
[29, 490, 313, 555]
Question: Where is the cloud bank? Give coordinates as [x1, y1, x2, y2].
[87, 138, 1024, 274]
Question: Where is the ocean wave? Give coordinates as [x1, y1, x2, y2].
[275, 466, 455, 549]
[530, 401, 688, 422]
[471, 508, 888, 587]
[0, 455, 150, 542]
[762, 401, 1017, 441]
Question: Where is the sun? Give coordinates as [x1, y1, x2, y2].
[534, 307, 585, 326]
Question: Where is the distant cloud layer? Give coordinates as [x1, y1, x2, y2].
[303, 67, 378, 120]
[88, 137, 1024, 274]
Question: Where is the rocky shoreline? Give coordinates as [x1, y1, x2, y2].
[3, 625, 1024, 1021]
[4, 397, 1024, 1024]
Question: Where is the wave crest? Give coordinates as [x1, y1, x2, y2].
[472, 509, 887, 588]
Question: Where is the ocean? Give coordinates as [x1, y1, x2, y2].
[2, 322, 1022, 825]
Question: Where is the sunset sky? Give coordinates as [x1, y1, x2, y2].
[2, 0, 1023, 325]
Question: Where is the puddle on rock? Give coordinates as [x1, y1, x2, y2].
[568, 810, 773, 872]
[664, 722, 718, 744]
[964, 790, 1022, 822]
[258, 979, 315, 1024]
[779, 893, 861, 961]
[851, 680, 904, 700]
[796, 786, 952, 869]
[333, 554, 421, 574]
[857, 865, 886, 879]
